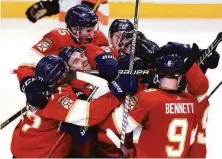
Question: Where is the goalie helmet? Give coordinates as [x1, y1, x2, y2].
[65, 4, 98, 28]
[59, 46, 85, 63]
[35, 55, 69, 87]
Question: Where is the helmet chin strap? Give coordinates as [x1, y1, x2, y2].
[68, 27, 80, 43]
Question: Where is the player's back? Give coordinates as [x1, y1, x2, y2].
[132, 88, 197, 158]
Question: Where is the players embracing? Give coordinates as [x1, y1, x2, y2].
[9, 2, 221, 157]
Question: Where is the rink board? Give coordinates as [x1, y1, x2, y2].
[1, 1, 222, 18]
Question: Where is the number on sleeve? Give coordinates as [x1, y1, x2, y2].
[197, 106, 209, 144]
[55, 29, 70, 36]
[22, 110, 41, 132]
[166, 119, 188, 157]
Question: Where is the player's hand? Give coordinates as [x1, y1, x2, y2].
[20, 76, 49, 108]
[109, 75, 138, 99]
[59, 122, 94, 144]
[95, 53, 118, 81]
[200, 49, 220, 69]
[118, 55, 144, 70]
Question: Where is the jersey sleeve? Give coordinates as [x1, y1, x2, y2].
[187, 96, 208, 158]
[105, 90, 153, 134]
[16, 28, 74, 82]
[85, 44, 109, 69]
[41, 86, 120, 126]
[185, 63, 209, 96]
[32, 28, 70, 56]
[91, 31, 109, 46]
[69, 79, 93, 97]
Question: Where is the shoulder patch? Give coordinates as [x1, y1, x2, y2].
[36, 38, 52, 52]
[58, 95, 74, 110]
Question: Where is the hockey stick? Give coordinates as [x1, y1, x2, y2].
[93, 0, 101, 11]
[208, 81, 222, 99]
[47, 86, 99, 158]
[0, 71, 107, 130]
[119, 0, 141, 157]
[196, 32, 222, 99]
[197, 32, 222, 66]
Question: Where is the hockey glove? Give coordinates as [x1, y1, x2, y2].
[59, 122, 96, 144]
[199, 49, 220, 69]
[20, 76, 50, 108]
[26, 0, 59, 23]
[109, 75, 138, 99]
[95, 52, 118, 81]
[118, 55, 144, 70]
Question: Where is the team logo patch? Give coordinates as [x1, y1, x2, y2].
[58, 96, 74, 110]
[36, 38, 52, 52]
[130, 95, 139, 110]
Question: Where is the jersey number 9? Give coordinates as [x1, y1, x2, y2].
[166, 118, 188, 157]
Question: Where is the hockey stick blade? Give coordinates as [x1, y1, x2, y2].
[197, 31, 222, 66]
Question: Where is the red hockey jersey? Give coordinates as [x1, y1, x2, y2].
[16, 28, 109, 82]
[11, 85, 119, 158]
[187, 95, 209, 158]
[99, 88, 199, 158]
[185, 63, 209, 96]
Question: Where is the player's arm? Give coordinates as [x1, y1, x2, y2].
[17, 29, 68, 82]
[42, 73, 137, 126]
[91, 31, 109, 46]
[185, 63, 209, 96]
[188, 97, 208, 158]
[85, 44, 118, 81]
[26, 0, 59, 23]
[41, 86, 120, 126]
[106, 90, 151, 135]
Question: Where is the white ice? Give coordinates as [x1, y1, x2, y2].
[0, 18, 222, 159]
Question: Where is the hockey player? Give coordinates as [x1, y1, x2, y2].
[187, 49, 220, 158]
[16, 5, 120, 104]
[17, 4, 109, 81]
[72, 35, 160, 157]
[108, 19, 159, 59]
[11, 55, 72, 158]
[25, 0, 109, 28]
[11, 54, 136, 158]
[98, 42, 205, 158]
[58, 46, 118, 101]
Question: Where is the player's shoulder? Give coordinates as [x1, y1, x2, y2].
[93, 30, 109, 46]
[85, 44, 113, 53]
[137, 88, 161, 99]
[44, 28, 72, 38]
[180, 90, 198, 102]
